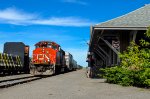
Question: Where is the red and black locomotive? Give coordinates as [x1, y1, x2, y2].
[30, 41, 66, 75]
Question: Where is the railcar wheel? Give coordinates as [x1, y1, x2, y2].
[30, 67, 35, 75]
[52, 64, 56, 74]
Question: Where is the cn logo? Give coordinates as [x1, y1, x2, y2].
[112, 40, 120, 49]
[34, 54, 50, 60]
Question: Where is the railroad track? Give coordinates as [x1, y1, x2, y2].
[0, 71, 70, 88]
[0, 75, 42, 88]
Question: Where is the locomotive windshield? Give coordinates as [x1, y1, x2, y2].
[47, 44, 57, 50]
[35, 44, 47, 48]
[35, 42, 58, 50]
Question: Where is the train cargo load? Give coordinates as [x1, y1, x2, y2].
[0, 42, 30, 74]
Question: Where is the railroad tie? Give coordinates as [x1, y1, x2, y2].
[3, 54, 7, 67]
[16, 56, 20, 67]
[0, 53, 4, 67]
[5, 53, 10, 67]
[2, 54, 6, 67]
[8, 54, 12, 67]
[18, 56, 22, 67]
[7, 54, 12, 67]
[20, 57, 23, 67]
[10, 55, 15, 67]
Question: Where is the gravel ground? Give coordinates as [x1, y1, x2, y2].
[0, 69, 150, 99]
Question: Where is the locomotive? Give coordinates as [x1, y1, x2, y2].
[30, 41, 69, 75]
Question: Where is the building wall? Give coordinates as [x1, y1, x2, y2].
[88, 30, 146, 70]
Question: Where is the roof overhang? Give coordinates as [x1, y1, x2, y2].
[93, 27, 148, 30]
[88, 26, 148, 52]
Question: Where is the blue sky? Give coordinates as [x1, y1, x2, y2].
[0, 0, 149, 66]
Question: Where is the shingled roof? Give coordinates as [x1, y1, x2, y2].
[94, 4, 150, 28]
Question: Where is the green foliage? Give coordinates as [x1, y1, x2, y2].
[101, 27, 150, 87]
[140, 27, 150, 47]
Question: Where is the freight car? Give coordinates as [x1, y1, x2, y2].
[65, 52, 78, 71]
[72, 59, 78, 70]
[0, 42, 30, 74]
[65, 52, 73, 71]
[30, 41, 78, 75]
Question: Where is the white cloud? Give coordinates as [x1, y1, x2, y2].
[62, 0, 87, 5]
[0, 7, 94, 26]
[0, 8, 36, 25]
[32, 17, 92, 27]
[0, 8, 35, 21]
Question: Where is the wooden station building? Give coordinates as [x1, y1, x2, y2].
[87, 4, 150, 76]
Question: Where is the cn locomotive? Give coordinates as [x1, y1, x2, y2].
[30, 41, 77, 75]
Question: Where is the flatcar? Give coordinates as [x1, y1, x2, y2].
[0, 42, 30, 74]
[30, 41, 67, 75]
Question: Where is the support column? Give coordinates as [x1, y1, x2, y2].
[130, 30, 138, 42]
[97, 45, 111, 66]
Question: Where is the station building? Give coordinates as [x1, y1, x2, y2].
[87, 4, 150, 76]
